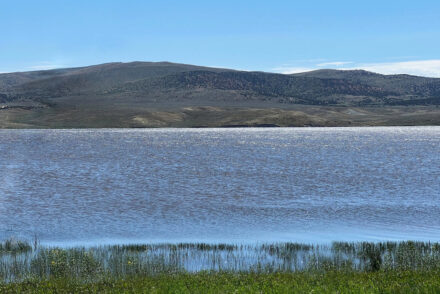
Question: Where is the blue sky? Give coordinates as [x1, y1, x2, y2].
[1, 0, 440, 76]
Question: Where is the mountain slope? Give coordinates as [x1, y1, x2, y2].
[1, 62, 440, 128]
[2, 62, 440, 106]
[1, 62, 231, 101]
[294, 69, 440, 104]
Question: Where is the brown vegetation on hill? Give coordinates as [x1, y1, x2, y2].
[1, 62, 439, 128]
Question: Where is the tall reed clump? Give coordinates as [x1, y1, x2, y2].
[2, 240, 440, 283]
[0, 239, 32, 254]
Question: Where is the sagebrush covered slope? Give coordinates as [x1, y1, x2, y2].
[0, 62, 440, 128]
[2, 61, 440, 106]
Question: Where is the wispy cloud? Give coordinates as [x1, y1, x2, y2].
[272, 67, 317, 74]
[351, 60, 440, 77]
[273, 59, 440, 77]
[317, 61, 353, 67]
[26, 63, 65, 71]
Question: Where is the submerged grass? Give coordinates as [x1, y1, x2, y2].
[2, 240, 440, 292]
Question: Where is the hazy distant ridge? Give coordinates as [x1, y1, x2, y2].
[1, 62, 440, 106]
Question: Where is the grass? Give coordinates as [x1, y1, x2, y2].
[2, 271, 440, 293]
[2, 239, 440, 292]
[0, 239, 32, 254]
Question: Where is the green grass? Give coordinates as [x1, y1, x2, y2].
[2, 271, 440, 293]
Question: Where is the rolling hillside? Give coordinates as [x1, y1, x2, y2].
[0, 62, 439, 128]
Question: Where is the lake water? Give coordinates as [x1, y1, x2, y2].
[0, 127, 439, 246]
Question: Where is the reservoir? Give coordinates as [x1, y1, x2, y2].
[0, 127, 439, 246]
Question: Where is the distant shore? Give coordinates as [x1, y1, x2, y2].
[2, 62, 440, 129]
[1, 105, 440, 128]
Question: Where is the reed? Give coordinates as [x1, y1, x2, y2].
[0, 239, 32, 254]
[2, 240, 440, 283]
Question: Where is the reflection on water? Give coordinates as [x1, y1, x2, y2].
[0, 127, 439, 245]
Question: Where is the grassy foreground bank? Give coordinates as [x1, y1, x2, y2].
[2, 271, 440, 293]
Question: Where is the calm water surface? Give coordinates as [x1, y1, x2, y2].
[0, 127, 439, 246]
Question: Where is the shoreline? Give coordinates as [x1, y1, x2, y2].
[2, 240, 440, 279]
[2, 105, 440, 129]
[2, 239, 440, 292]
[0, 125, 440, 130]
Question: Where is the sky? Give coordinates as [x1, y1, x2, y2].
[1, 0, 440, 76]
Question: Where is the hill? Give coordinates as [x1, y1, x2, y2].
[1, 62, 440, 128]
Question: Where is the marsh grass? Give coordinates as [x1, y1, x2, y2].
[0, 239, 32, 254]
[1, 240, 440, 283]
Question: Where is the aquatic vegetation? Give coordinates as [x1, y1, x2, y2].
[0, 239, 32, 254]
[2, 240, 440, 292]
[2, 240, 440, 283]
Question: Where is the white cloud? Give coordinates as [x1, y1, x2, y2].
[317, 61, 353, 67]
[27, 63, 64, 71]
[272, 67, 317, 74]
[351, 60, 440, 77]
[273, 59, 440, 78]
